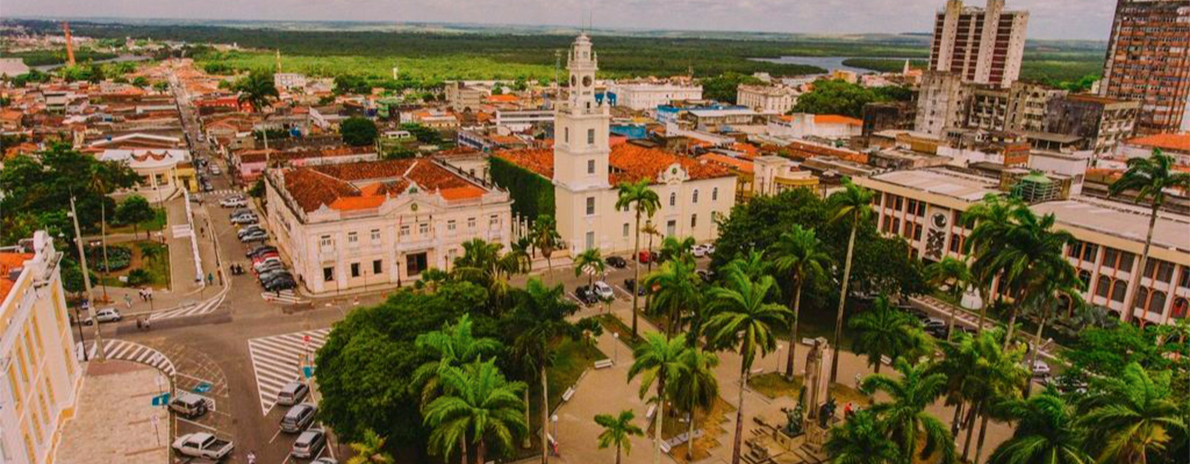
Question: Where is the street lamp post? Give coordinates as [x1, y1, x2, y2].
[612, 332, 619, 364]
[69, 196, 105, 361]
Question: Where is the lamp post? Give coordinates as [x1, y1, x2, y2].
[612, 332, 619, 364]
[69, 196, 105, 361]
[775, 344, 783, 373]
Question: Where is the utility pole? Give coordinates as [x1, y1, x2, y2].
[70, 196, 105, 361]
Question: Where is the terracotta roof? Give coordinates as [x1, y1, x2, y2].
[495, 144, 732, 185]
[1126, 133, 1190, 152]
[0, 252, 33, 302]
[702, 153, 755, 173]
[282, 159, 485, 213]
[486, 94, 519, 103]
[813, 114, 863, 126]
[240, 146, 373, 164]
[785, 140, 868, 164]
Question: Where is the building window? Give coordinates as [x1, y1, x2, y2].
[691, 214, 697, 228]
[712, 187, 719, 201]
[1118, 251, 1135, 272]
[468, 217, 477, 229]
[1111, 279, 1127, 303]
[669, 193, 676, 207]
[351, 263, 361, 278]
[667, 219, 676, 237]
[587, 159, 595, 174]
[1096, 275, 1111, 298]
[370, 229, 381, 242]
[419, 223, 429, 235]
[448, 220, 457, 231]
[586, 231, 595, 250]
[692, 189, 699, 204]
[400, 225, 410, 237]
[490, 214, 500, 227]
[348, 232, 358, 244]
[587, 128, 595, 145]
[564, 127, 569, 143]
[373, 260, 382, 274]
[586, 197, 595, 215]
[623, 223, 630, 237]
[319, 235, 332, 248]
[323, 267, 335, 282]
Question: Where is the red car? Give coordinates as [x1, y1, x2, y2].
[252, 252, 279, 264]
[637, 250, 659, 264]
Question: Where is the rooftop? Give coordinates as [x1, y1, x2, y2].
[495, 143, 732, 185]
[0, 252, 33, 303]
[868, 168, 999, 202]
[280, 158, 489, 213]
[1032, 197, 1190, 254]
[1126, 133, 1190, 153]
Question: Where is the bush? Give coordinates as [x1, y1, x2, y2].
[88, 245, 132, 272]
[126, 269, 152, 286]
[490, 156, 554, 220]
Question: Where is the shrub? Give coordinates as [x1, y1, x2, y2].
[126, 269, 152, 286]
[87, 245, 132, 272]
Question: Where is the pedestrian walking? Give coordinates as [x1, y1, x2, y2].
[124, 294, 132, 309]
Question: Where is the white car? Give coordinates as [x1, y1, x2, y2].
[220, 197, 247, 208]
[1031, 360, 1051, 377]
[592, 281, 615, 300]
[209, 165, 222, 175]
[83, 308, 121, 325]
[701, 243, 716, 255]
[692, 244, 708, 258]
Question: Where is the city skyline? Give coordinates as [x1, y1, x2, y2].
[7, 0, 1117, 41]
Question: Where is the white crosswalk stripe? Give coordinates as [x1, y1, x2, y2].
[148, 283, 229, 321]
[197, 189, 242, 198]
[247, 328, 330, 415]
[261, 289, 304, 305]
[75, 339, 176, 377]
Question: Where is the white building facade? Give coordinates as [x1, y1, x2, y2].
[610, 82, 703, 111]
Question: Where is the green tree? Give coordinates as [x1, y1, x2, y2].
[248, 179, 266, 199]
[573, 248, 605, 289]
[925, 257, 972, 341]
[988, 388, 1090, 464]
[962, 194, 1019, 333]
[346, 429, 396, 464]
[616, 179, 660, 338]
[658, 235, 696, 265]
[860, 358, 957, 463]
[824, 410, 902, 464]
[955, 330, 1029, 462]
[1077, 362, 1186, 463]
[704, 266, 791, 464]
[849, 296, 930, 374]
[791, 80, 908, 118]
[594, 410, 645, 464]
[152, 81, 169, 92]
[768, 225, 831, 379]
[115, 195, 157, 239]
[509, 278, 579, 464]
[529, 215, 561, 283]
[643, 257, 701, 336]
[826, 178, 874, 383]
[700, 72, 763, 103]
[1109, 149, 1190, 323]
[412, 315, 502, 408]
[626, 332, 691, 464]
[669, 346, 720, 461]
[423, 359, 528, 463]
[341, 116, 379, 147]
[131, 76, 150, 88]
[233, 71, 279, 112]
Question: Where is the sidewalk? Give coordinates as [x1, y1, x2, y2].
[53, 361, 170, 464]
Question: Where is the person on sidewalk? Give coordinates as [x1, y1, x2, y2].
[124, 294, 132, 309]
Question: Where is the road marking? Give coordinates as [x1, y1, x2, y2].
[247, 328, 331, 415]
[147, 284, 229, 321]
[176, 416, 220, 432]
[76, 340, 176, 376]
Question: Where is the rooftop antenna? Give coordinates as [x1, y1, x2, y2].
[275, 49, 282, 73]
[62, 22, 76, 66]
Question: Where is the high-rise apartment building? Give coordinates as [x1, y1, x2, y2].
[1100, 0, 1190, 134]
[928, 0, 1029, 88]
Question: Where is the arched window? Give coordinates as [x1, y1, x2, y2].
[1078, 270, 1092, 287]
[1096, 276, 1111, 298]
[712, 187, 719, 201]
[1172, 297, 1189, 319]
[692, 189, 699, 204]
[1149, 291, 1167, 315]
[1134, 286, 1150, 309]
[669, 192, 676, 207]
[1110, 279, 1127, 303]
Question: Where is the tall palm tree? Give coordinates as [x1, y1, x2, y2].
[849, 296, 930, 374]
[574, 248, 605, 289]
[669, 347, 720, 461]
[346, 429, 395, 464]
[423, 360, 528, 464]
[510, 278, 579, 464]
[704, 268, 792, 464]
[412, 315, 503, 408]
[925, 257, 972, 342]
[826, 177, 874, 383]
[988, 388, 1090, 464]
[530, 214, 561, 283]
[1022, 276, 1083, 397]
[768, 225, 831, 380]
[643, 257, 701, 336]
[659, 235, 696, 265]
[455, 239, 522, 314]
[961, 329, 1029, 462]
[963, 194, 1017, 334]
[617, 180, 661, 339]
[860, 358, 957, 463]
[594, 410, 645, 464]
[1109, 149, 1190, 323]
[824, 410, 902, 464]
[233, 71, 279, 112]
[1077, 362, 1187, 464]
[626, 331, 691, 464]
[726, 248, 768, 282]
[934, 331, 978, 437]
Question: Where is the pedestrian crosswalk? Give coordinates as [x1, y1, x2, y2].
[197, 189, 241, 198]
[261, 289, 305, 305]
[147, 283, 228, 321]
[247, 328, 330, 415]
[76, 339, 176, 377]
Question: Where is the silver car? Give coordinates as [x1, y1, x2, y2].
[280, 403, 317, 433]
[291, 427, 326, 459]
[276, 381, 309, 406]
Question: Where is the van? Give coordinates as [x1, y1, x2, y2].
[169, 392, 209, 418]
[276, 382, 309, 406]
[280, 403, 317, 433]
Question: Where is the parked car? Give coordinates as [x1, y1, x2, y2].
[220, 196, 247, 208]
[637, 250, 652, 264]
[231, 216, 259, 226]
[246, 245, 277, 258]
[605, 256, 627, 268]
[257, 263, 288, 277]
[229, 208, 253, 218]
[201, 182, 213, 192]
[592, 281, 615, 300]
[692, 244, 708, 258]
[240, 231, 268, 242]
[209, 165, 222, 175]
[280, 403, 318, 433]
[238, 225, 264, 238]
[291, 427, 327, 460]
[251, 251, 280, 263]
[573, 286, 599, 305]
[696, 269, 716, 283]
[623, 278, 647, 296]
[83, 308, 122, 325]
[923, 317, 947, 329]
[264, 278, 297, 292]
[701, 243, 716, 255]
[253, 257, 282, 272]
[172, 433, 234, 461]
[276, 382, 310, 406]
[168, 392, 209, 419]
[1030, 360, 1051, 378]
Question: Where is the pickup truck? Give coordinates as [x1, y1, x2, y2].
[172, 432, 234, 461]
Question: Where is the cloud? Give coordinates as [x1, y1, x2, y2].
[5, 0, 1115, 40]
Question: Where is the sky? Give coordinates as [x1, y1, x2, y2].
[5, 0, 1117, 41]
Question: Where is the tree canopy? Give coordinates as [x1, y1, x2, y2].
[340, 117, 379, 147]
[791, 79, 911, 118]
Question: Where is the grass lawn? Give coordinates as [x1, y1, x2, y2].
[662, 397, 736, 463]
[96, 241, 170, 289]
[595, 313, 643, 346]
[750, 372, 804, 400]
[106, 208, 167, 237]
[518, 337, 607, 460]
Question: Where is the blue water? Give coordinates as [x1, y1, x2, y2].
[750, 56, 909, 75]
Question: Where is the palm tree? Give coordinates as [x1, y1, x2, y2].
[669, 347, 720, 461]
[925, 257, 972, 342]
[627, 332, 691, 464]
[726, 248, 768, 282]
[233, 71, 279, 112]
[530, 214, 561, 283]
[412, 315, 503, 408]
[824, 410, 902, 464]
[594, 410, 646, 464]
[617, 180, 661, 339]
[455, 239, 522, 314]
[643, 257, 701, 336]
[703, 269, 792, 464]
[1109, 149, 1190, 323]
[768, 225, 831, 380]
[960, 329, 1029, 462]
[346, 429, 395, 464]
[510, 278, 579, 464]
[963, 194, 1018, 334]
[849, 296, 929, 374]
[826, 177, 874, 384]
[423, 360, 528, 464]
[574, 248, 605, 289]
[1077, 362, 1187, 463]
[988, 388, 1089, 464]
[860, 358, 957, 463]
[659, 235, 696, 265]
[1022, 275, 1083, 397]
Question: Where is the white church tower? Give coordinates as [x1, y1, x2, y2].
[553, 34, 612, 252]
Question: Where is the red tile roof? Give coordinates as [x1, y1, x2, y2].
[0, 252, 32, 302]
[814, 114, 863, 126]
[494, 144, 732, 185]
[282, 159, 485, 213]
[1126, 133, 1190, 152]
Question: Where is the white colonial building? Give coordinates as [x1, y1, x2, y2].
[737, 84, 801, 114]
[98, 148, 194, 202]
[610, 81, 703, 111]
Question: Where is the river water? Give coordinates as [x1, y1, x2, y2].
[750, 56, 909, 75]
